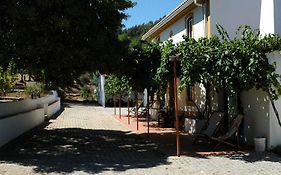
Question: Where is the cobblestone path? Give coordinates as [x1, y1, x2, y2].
[0, 103, 281, 175]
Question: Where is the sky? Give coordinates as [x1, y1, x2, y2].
[123, 0, 184, 29]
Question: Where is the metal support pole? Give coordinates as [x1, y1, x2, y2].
[147, 98, 150, 138]
[173, 59, 180, 157]
[136, 94, 139, 130]
[128, 98, 130, 124]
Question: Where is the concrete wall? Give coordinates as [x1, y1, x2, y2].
[268, 51, 281, 149]
[274, 0, 281, 35]
[0, 91, 61, 147]
[0, 99, 38, 118]
[47, 98, 61, 117]
[210, 0, 281, 36]
[193, 6, 206, 39]
[0, 108, 44, 147]
[241, 89, 270, 146]
[0, 91, 59, 118]
[260, 0, 274, 35]
[241, 51, 281, 149]
[210, 0, 262, 37]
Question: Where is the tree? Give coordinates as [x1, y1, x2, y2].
[0, 0, 134, 87]
[179, 36, 221, 118]
[104, 74, 132, 98]
[0, 60, 17, 95]
[155, 24, 281, 126]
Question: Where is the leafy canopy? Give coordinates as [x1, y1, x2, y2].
[0, 0, 134, 87]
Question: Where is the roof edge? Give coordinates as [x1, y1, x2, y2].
[142, 0, 194, 40]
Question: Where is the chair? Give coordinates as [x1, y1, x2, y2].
[193, 111, 224, 143]
[211, 114, 244, 150]
[128, 101, 144, 116]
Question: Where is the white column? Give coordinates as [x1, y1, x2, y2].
[260, 0, 275, 35]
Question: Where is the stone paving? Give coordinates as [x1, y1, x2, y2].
[0, 103, 281, 175]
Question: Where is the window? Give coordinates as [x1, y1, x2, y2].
[169, 30, 173, 38]
[186, 16, 193, 38]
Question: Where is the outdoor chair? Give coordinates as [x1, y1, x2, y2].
[211, 114, 244, 150]
[193, 111, 224, 143]
[128, 101, 144, 116]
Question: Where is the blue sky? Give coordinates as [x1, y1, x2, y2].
[123, 0, 184, 28]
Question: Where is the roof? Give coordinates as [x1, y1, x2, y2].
[142, 0, 194, 40]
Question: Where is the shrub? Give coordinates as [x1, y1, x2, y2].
[0, 60, 17, 96]
[80, 85, 91, 99]
[25, 83, 44, 99]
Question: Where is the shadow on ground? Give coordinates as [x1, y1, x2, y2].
[1, 102, 280, 175]
[138, 132, 281, 163]
[0, 128, 170, 174]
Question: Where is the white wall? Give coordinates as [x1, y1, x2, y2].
[241, 89, 270, 146]
[274, 0, 281, 35]
[260, 0, 274, 35]
[193, 6, 206, 40]
[241, 51, 281, 149]
[47, 98, 61, 117]
[160, 6, 206, 43]
[0, 108, 44, 147]
[160, 17, 186, 43]
[268, 51, 281, 149]
[0, 91, 61, 147]
[0, 91, 58, 117]
[0, 99, 38, 118]
[210, 0, 262, 38]
[210, 0, 281, 36]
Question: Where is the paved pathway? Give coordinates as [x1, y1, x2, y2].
[0, 103, 281, 175]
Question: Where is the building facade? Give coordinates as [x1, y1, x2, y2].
[143, 0, 281, 149]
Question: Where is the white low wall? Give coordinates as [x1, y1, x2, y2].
[0, 99, 38, 118]
[0, 90, 61, 147]
[0, 91, 59, 118]
[47, 98, 61, 117]
[0, 108, 44, 147]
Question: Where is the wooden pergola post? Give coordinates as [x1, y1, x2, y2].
[114, 96, 116, 115]
[127, 98, 130, 124]
[119, 95, 121, 119]
[136, 92, 139, 130]
[147, 95, 150, 138]
[171, 55, 180, 157]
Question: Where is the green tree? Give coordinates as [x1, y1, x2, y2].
[0, 60, 17, 95]
[105, 74, 132, 98]
[0, 0, 134, 87]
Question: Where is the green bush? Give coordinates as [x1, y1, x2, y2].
[80, 85, 91, 99]
[25, 83, 44, 99]
[0, 61, 17, 96]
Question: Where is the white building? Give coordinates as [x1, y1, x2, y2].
[143, 0, 281, 149]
